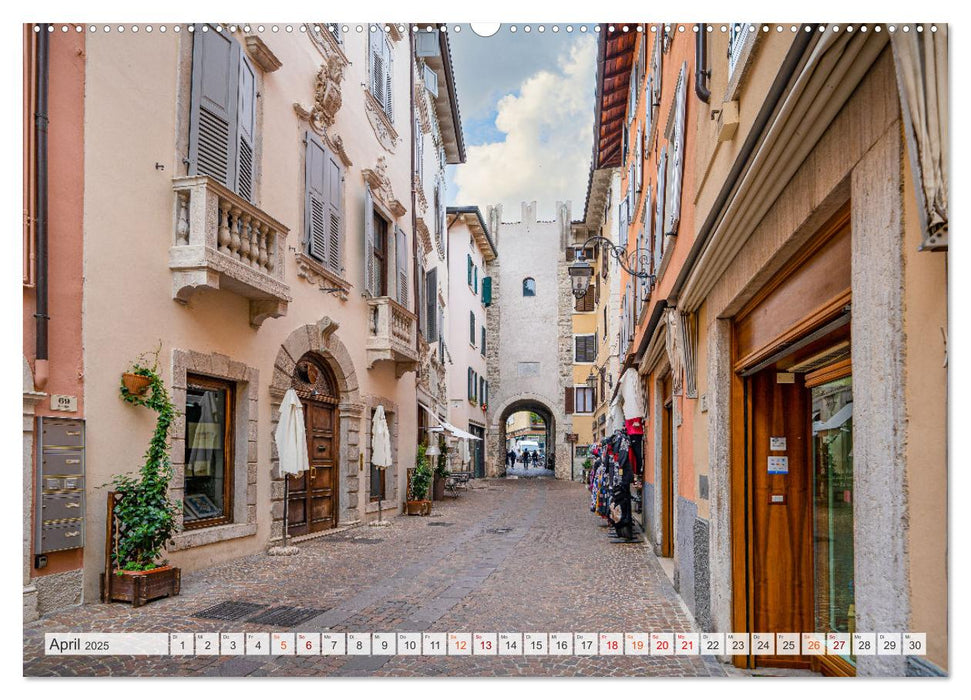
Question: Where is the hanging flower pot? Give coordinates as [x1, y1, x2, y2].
[122, 372, 152, 396]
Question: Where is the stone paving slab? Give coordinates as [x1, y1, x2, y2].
[24, 478, 733, 677]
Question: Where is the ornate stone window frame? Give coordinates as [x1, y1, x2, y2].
[363, 396, 399, 515]
[168, 349, 259, 550]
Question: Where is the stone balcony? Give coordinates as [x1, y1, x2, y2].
[366, 297, 419, 377]
[170, 176, 291, 328]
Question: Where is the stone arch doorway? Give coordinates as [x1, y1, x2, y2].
[269, 318, 364, 544]
[490, 395, 559, 478]
[287, 353, 340, 535]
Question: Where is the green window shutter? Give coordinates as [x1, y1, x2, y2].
[481, 326, 486, 356]
[467, 254, 472, 286]
[467, 367, 472, 400]
[483, 276, 492, 306]
[469, 310, 476, 345]
[188, 25, 239, 190]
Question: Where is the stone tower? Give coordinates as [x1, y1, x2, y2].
[485, 201, 574, 479]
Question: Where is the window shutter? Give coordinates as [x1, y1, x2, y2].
[469, 310, 476, 345]
[644, 76, 654, 152]
[565, 387, 575, 415]
[652, 28, 663, 106]
[423, 63, 439, 97]
[364, 185, 376, 296]
[425, 267, 438, 341]
[414, 116, 423, 182]
[468, 367, 473, 400]
[654, 146, 667, 272]
[474, 266, 478, 294]
[481, 325, 486, 355]
[665, 63, 688, 237]
[467, 254, 472, 285]
[384, 37, 394, 122]
[635, 126, 643, 194]
[417, 266, 427, 338]
[644, 183, 653, 276]
[369, 29, 383, 103]
[188, 25, 239, 190]
[304, 132, 328, 263]
[482, 276, 492, 306]
[395, 225, 408, 307]
[235, 52, 257, 202]
[622, 123, 629, 164]
[326, 153, 343, 273]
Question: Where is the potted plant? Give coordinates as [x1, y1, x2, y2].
[406, 444, 433, 516]
[432, 438, 449, 501]
[120, 344, 162, 397]
[103, 351, 182, 607]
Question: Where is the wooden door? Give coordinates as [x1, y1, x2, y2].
[287, 399, 338, 536]
[661, 374, 674, 558]
[744, 367, 813, 668]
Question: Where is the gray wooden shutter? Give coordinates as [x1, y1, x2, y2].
[425, 267, 438, 340]
[395, 225, 408, 307]
[369, 29, 382, 100]
[654, 146, 667, 271]
[414, 116, 423, 181]
[384, 37, 394, 122]
[652, 28, 663, 105]
[235, 52, 257, 202]
[644, 76, 654, 152]
[635, 126, 643, 194]
[364, 185, 375, 296]
[188, 25, 239, 189]
[665, 63, 688, 237]
[326, 152, 343, 273]
[305, 132, 328, 262]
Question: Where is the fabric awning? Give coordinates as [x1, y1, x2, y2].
[421, 404, 482, 441]
[891, 24, 948, 249]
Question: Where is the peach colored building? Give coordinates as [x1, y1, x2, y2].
[23, 24, 87, 619]
[37, 23, 465, 604]
[586, 22, 948, 677]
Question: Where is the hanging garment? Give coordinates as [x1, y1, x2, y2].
[619, 367, 646, 435]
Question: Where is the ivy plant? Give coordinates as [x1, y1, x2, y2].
[107, 349, 181, 572]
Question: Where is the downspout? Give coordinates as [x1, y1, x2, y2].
[34, 23, 50, 390]
[695, 24, 711, 103]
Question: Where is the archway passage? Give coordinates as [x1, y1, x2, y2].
[498, 399, 556, 477]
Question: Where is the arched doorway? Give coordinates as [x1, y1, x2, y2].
[287, 354, 340, 535]
[496, 398, 556, 475]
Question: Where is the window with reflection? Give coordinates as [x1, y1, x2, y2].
[522, 277, 536, 296]
[184, 375, 235, 528]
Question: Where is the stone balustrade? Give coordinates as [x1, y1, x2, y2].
[366, 296, 419, 377]
[170, 176, 291, 328]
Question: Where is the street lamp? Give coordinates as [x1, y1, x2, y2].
[568, 236, 656, 300]
[586, 366, 599, 388]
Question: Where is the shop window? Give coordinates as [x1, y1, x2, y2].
[184, 375, 235, 529]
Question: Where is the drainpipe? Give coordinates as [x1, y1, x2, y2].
[34, 24, 50, 390]
[695, 24, 711, 103]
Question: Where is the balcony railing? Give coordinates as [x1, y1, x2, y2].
[170, 176, 291, 328]
[366, 296, 419, 377]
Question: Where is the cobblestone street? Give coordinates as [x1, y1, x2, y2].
[24, 478, 730, 677]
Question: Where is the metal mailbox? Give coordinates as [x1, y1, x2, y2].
[35, 417, 85, 554]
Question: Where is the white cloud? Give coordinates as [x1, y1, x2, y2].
[452, 36, 597, 222]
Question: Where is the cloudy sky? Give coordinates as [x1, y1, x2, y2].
[445, 27, 597, 222]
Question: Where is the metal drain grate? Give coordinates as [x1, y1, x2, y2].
[346, 537, 382, 544]
[246, 605, 328, 627]
[427, 522, 453, 527]
[192, 601, 269, 621]
[486, 527, 513, 534]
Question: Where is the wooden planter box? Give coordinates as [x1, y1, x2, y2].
[105, 565, 181, 607]
[404, 500, 432, 516]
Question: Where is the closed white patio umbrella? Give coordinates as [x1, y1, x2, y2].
[273, 388, 309, 551]
[370, 405, 393, 526]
